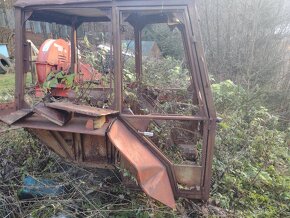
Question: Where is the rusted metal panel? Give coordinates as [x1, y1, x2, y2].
[123, 117, 150, 132]
[0, 109, 33, 125]
[46, 102, 119, 117]
[122, 119, 180, 198]
[113, 6, 123, 112]
[14, 8, 26, 110]
[174, 165, 202, 188]
[121, 114, 207, 121]
[201, 120, 217, 200]
[73, 133, 83, 161]
[134, 25, 142, 84]
[60, 132, 74, 147]
[0, 102, 16, 115]
[29, 128, 69, 159]
[82, 135, 107, 160]
[34, 103, 72, 126]
[15, 114, 111, 136]
[178, 189, 202, 199]
[85, 116, 107, 130]
[108, 119, 176, 209]
[187, 3, 217, 119]
[29, 128, 113, 168]
[71, 21, 77, 74]
[51, 131, 75, 160]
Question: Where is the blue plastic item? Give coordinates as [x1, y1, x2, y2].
[0, 44, 9, 58]
[19, 176, 66, 199]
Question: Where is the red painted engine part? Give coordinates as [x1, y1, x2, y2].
[36, 39, 101, 97]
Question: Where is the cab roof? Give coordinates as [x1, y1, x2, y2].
[15, 0, 112, 8]
[15, 0, 193, 8]
[14, 0, 192, 25]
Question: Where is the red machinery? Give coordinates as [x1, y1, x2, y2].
[35, 38, 101, 97]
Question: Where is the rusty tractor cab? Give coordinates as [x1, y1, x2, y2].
[0, 0, 217, 209]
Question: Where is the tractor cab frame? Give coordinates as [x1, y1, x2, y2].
[0, 0, 217, 209]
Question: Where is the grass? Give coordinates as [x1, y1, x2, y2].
[0, 72, 33, 91]
[0, 72, 33, 102]
[0, 73, 15, 92]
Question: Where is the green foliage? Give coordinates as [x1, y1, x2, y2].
[211, 80, 290, 217]
[123, 56, 136, 83]
[142, 57, 190, 88]
[142, 24, 185, 59]
[81, 35, 111, 74]
[123, 56, 190, 88]
[123, 56, 196, 115]
[212, 80, 246, 112]
[42, 71, 75, 92]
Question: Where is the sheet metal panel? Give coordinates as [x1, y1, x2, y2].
[108, 119, 176, 209]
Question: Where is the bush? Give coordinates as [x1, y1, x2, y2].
[211, 80, 289, 217]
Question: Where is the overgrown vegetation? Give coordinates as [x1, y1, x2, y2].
[211, 80, 289, 217]
[1, 79, 288, 217]
[0, 128, 217, 217]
